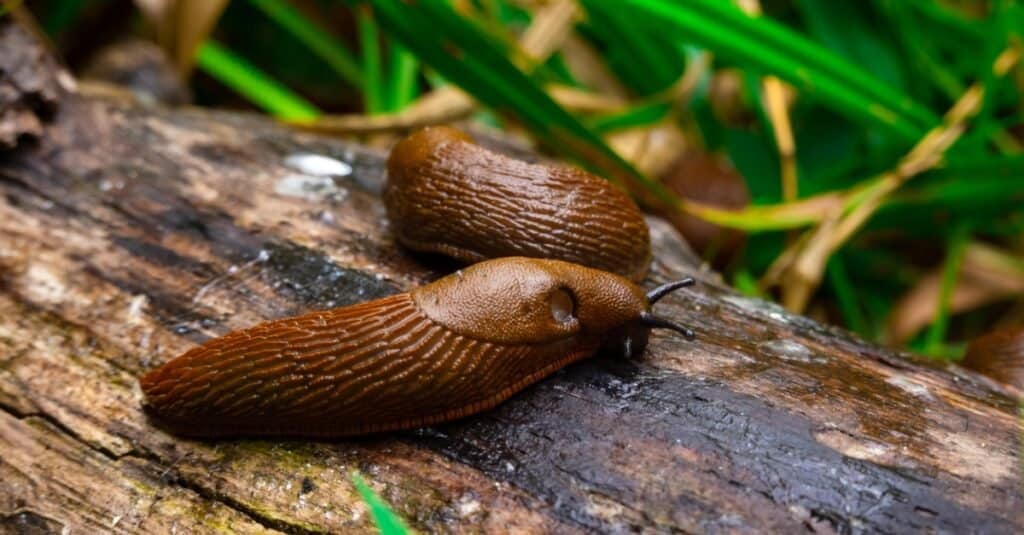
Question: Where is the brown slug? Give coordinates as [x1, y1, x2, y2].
[659, 148, 749, 269]
[384, 126, 652, 281]
[962, 326, 1024, 394]
[141, 257, 694, 438]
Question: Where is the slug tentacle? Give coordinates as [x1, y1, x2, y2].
[646, 278, 696, 304]
[639, 312, 696, 341]
[384, 126, 652, 281]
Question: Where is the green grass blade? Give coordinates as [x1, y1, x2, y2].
[794, 1, 908, 92]
[368, 0, 678, 206]
[581, 0, 684, 96]
[385, 42, 420, 112]
[826, 253, 868, 337]
[887, 155, 1024, 208]
[196, 41, 320, 120]
[247, 0, 362, 88]
[876, 2, 966, 101]
[619, 0, 938, 142]
[700, 153, 1024, 233]
[909, 1, 987, 44]
[732, 270, 763, 298]
[350, 472, 410, 535]
[359, 6, 384, 115]
[922, 225, 971, 357]
[589, 101, 672, 133]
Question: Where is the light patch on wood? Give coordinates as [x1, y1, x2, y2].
[582, 488, 628, 524]
[274, 172, 347, 202]
[22, 262, 69, 308]
[814, 428, 907, 468]
[455, 494, 482, 519]
[283, 152, 352, 177]
[126, 294, 149, 323]
[188, 179, 221, 202]
[885, 374, 936, 401]
[758, 338, 826, 364]
[926, 428, 1016, 484]
[651, 342, 755, 376]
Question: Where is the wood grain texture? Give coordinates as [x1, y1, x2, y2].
[0, 38, 1020, 533]
[0, 24, 66, 150]
[0, 411, 276, 535]
[384, 126, 652, 281]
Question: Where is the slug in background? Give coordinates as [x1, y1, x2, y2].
[141, 257, 695, 438]
[384, 126, 652, 281]
[962, 326, 1024, 395]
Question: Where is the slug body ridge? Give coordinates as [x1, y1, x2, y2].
[384, 127, 652, 281]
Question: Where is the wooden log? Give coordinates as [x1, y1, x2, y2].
[0, 21, 65, 150]
[0, 21, 1020, 534]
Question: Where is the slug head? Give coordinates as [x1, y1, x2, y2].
[386, 125, 472, 179]
[412, 258, 695, 355]
[608, 278, 697, 359]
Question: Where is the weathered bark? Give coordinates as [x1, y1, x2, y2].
[1, 22, 1021, 535]
[0, 23, 65, 150]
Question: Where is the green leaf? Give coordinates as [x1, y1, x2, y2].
[588, 101, 671, 133]
[868, 155, 1024, 239]
[732, 270, 763, 298]
[908, 0, 987, 47]
[247, 0, 362, 88]
[580, 0, 686, 96]
[826, 253, 868, 337]
[725, 128, 780, 203]
[196, 41, 320, 120]
[792, 108, 863, 192]
[922, 224, 971, 357]
[876, 2, 963, 102]
[884, 156, 1024, 211]
[617, 0, 939, 142]
[384, 42, 420, 112]
[795, 1, 908, 93]
[350, 472, 410, 535]
[359, 6, 384, 115]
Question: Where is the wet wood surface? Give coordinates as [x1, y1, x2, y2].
[1, 23, 1022, 535]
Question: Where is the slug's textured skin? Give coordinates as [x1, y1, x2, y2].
[384, 127, 652, 281]
[141, 258, 650, 438]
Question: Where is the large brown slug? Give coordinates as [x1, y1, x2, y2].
[141, 258, 694, 438]
[384, 126, 652, 281]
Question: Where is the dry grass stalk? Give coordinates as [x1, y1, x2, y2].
[734, 0, 798, 202]
[768, 45, 1021, 313]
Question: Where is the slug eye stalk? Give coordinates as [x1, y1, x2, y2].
[640, 277, 697, 341]
[646, 277, 695, 304]
[639, 312, 696, 341]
